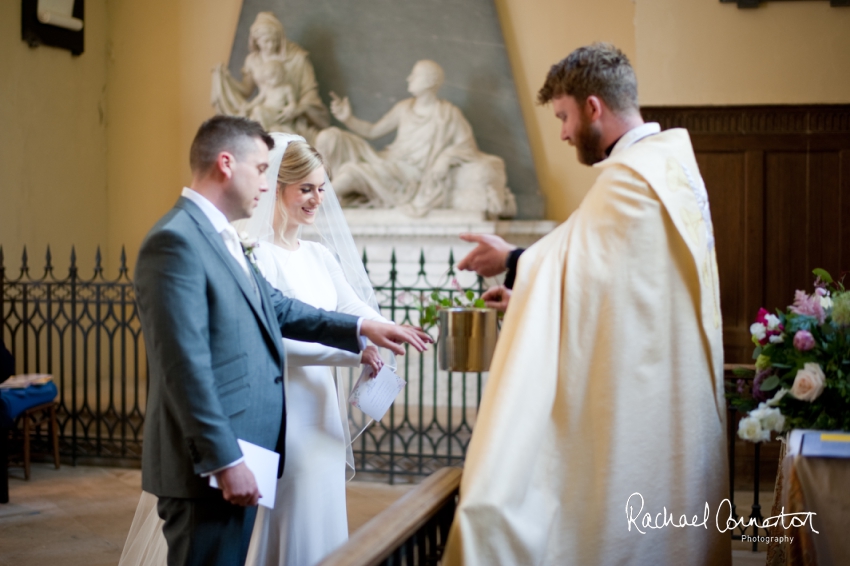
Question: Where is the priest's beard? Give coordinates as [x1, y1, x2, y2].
[575, 113, 606, 165]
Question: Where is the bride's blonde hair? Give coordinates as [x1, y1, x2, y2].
[275, 140, 329, 246]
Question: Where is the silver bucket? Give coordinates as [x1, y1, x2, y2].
[438, 308, 499, 372]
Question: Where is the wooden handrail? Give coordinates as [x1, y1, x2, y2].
[318, 467, 463, 566]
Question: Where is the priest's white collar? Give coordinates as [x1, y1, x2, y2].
[608, 122, 662, 158]
[181, 187, 231, 234]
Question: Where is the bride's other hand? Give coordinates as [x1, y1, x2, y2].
[360, 320, 433, 355]
[329, 92, 352, 123]
[482, 285, 511, 312]
[360, 345, 383, 377]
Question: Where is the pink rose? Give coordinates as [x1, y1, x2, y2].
[790, 363, 826, 402]
[789, 290, 826, 324]
[793, 330, 816, 351]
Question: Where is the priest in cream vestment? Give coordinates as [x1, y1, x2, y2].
[446, 44, 730, 566]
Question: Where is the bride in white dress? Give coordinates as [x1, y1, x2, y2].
[243, 135, 392, 566]
[119, 133, 393, 566]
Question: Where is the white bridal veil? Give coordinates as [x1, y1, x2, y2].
[233, 132, 393, 476]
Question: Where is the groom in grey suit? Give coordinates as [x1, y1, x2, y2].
[135, 116, 428, 566]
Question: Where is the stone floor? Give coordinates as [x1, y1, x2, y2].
[0, 463, 411, 566]
[0, 463, 768, 565]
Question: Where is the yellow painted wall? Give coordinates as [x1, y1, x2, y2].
[106, 0, 243, 270]
[497, 0, 850, 222]
[637, 1, 850, 106]
[3, 0, 850, 268]
[0, 0, 109, 274]
[495, 0, 637, 221]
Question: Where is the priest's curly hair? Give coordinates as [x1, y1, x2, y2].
[537, 43, 638, 113]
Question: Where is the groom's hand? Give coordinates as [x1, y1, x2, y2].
[216, 462, 261, 507]
[361, 320, 432, 355]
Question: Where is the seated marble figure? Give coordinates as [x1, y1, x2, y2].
[211, 12, 329, 144]
[316, 60, 517, 218]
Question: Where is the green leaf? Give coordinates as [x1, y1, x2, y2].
[454, 297, 463, 306]
[813, 268, 834, 284]
[761, 375, 781, 391]
[753, 346, 762, 360]
[465, 289, 475, 301]
[430, 290, 440, 301]
[473, 298, 485, 308]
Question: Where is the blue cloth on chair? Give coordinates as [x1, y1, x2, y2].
[0, 382, 58, 428]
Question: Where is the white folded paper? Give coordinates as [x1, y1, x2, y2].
[209, 439, 280, 509]
[349, 365, 406, 421]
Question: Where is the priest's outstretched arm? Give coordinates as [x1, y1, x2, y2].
[457, 233, 525, 289]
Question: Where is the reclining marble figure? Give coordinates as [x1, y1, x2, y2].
[316, 60, 517, 218]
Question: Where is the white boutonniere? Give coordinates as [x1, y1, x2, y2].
[238, 232, 262, 275]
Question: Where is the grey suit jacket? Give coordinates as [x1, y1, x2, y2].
[135, 197, 360, 498]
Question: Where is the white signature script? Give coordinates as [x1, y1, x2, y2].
[625, 493, 818, 534]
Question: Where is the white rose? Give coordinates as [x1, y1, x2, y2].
[790, 362, 826, 402]
[750, 322, 767, 341]
[820, 296, 833, 309]
[759, 407, 786, 433]
[769, 334, 785, 344]
[765, 314, 781, 331]
[738, 415, 770, 442]
[749, 403, 770, 420]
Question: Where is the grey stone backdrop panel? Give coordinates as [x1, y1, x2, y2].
[231, 0, 544, 219]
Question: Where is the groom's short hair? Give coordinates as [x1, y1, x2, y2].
[190, 115, 275, 174]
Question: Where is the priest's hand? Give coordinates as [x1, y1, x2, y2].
[458, 234, 516, 277]
[482, 285, 512, 312]
[361, 320, 432, 355]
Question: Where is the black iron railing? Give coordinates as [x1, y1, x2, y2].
[0, 246, 483, 476]
[1, 246, 146, 464]
[1, 246, 779, 553]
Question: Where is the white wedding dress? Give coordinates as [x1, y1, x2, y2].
[246, 239, 387, 566]
[119, 239, 387, 566]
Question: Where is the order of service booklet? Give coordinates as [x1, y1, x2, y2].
[209, 438, 280, 509]
[349, 364, 406, 421]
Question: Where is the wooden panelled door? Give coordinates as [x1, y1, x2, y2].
[642, 106, 850, 363]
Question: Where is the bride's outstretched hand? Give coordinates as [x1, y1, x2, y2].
[360, 345, 384, 377]
[360, 320, 433, 355]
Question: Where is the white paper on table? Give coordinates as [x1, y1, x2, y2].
[348, 365, 406, 421]
[209, 439, 280, 509]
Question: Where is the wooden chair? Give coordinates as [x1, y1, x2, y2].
[13, 401, 61, 480]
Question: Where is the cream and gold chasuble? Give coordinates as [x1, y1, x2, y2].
[444, 128, 731, 566]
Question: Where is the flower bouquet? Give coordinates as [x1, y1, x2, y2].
[731, 269, 850, 442]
